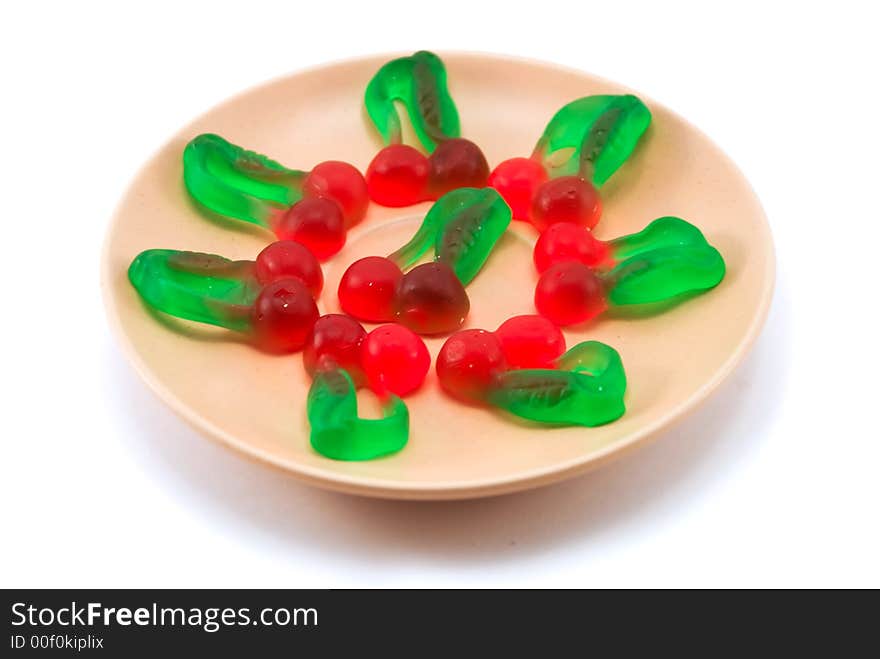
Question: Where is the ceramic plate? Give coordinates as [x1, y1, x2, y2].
[102, 53, 774, 500]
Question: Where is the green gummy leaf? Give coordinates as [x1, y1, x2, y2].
[307, 367, 409, 461]
[128, 248, 258, 331]
[532, 94, 651, 186]
[182, 133, 306, 227]
[364, 51, 460, 152]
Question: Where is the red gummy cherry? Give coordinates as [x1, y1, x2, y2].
[533, 223, 612, 273]
[273, 197, 346, 261]
[530, 175, 602, 231]
[394, 261, 470, 335]
[303, 314, 367, 385]
[251, 278, 319, 353]
[254, 240, 323, 297]
[534, 262, 607, 326]
[428, 138, 490, 197]
[488, 157, 548, 221]
[366, 145, 429, 207]
[337, 256, 403, 322]
[494, 315, 566, 369]
[436, 329, 507, 403]
[303, 161, 369, 228]
[362, 324, 430, 397]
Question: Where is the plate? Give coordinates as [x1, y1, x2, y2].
[101, 53, 774, 500]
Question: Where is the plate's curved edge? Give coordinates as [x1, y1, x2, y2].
[99, 52, 777, 501]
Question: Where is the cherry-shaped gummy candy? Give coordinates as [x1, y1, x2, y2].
[338, 256, 403, 323]
[303, 161, 369, 228]
[251, 278, 319, 353]
[428, 138, 490, 198]
[530, 175, 602, 231]
[366, 145, 430, 207]
[534, 261, 607, 326]
[494, 315, 566, 369]
[394, 261, 470, 335]
[436, 329, 507, 403]
[273, 197, 346, 261]
[533, 223, 611, 273]
[488, 157, 548, 221]
[254, 240, 323, 297]
[303, 314, 367, 385]
[362, 324, 430, 396]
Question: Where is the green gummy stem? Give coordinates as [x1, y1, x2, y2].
[604, 243, 726, 306]
[532, 94, 651, 186]
[128, 249, 258, 332]
[364, 51, 460, 152]
[489, 341, 627, 427]
[388, 188, 510, 285]
[307, 367, 409, 461]
[183, 133, 306, 228]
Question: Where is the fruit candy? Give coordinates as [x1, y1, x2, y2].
[533, 217, 726, 326]
[338, 187, 511, 334]
[437, 323, 627, 426]
[183, 134, 367, 259]
[489, 94, 651, 230]
[364, 52, 490, 206]
[128, 242, 322, 352]
[303, 316, 428, 461]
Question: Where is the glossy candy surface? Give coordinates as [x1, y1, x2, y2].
[533, 217, 727, 326]
[488, 157, 548, 221]
[364, 52, 490, 207]
[532, 94, 652, 185]
[362, 324, 431, 396]
[183, 134, 366, 259]
[437, 323, 627, 426]
[338, 188, 511, 334]
[495, 315, 566, 369]
[364, 51, 460, 152]
[303, 314, 367, 385]
[307, 365, 409, 461]
[128, 244, 321, 352]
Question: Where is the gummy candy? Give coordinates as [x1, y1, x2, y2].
[532, 217, 726, 326]
[128, 242, 321, 352]
[303, 315, 425, 460]
[308, 364, 409, 461]
[338, 187, 511, 334]
[364, 52, 490, 207]
[362, 324, 431, 396]
[183, 134, 367, 259]
[489, 94, 651, 229]
[364, 51, 460, 152]
[531, 94, 652, 185]
[437, 320, 626, 426]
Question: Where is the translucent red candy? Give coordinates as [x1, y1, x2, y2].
[394, 261, 470, 334]
[337, 256, 403, 322]
[303, 314, 367, 385]
[362, 324, 430, 396]
[530, 175, 602, 231]
[494, 315, 566, 368]
[254, 240, 323, 297]
[533, 223, 612, 273]
[427, 138, 490, 198]
[303, 161, 369, 228]
[366, 145, 430, 207]
[534, 261, 607, 326]
[272, 197, 346, 261]
[488, 157, 548, 221]
[250, 278, 320, 353]
[436, 329, 507, 403]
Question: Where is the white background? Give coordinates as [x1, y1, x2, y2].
[2, 1, 878, 588]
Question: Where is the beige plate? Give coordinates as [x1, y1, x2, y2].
[101, 53, 774, 500]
